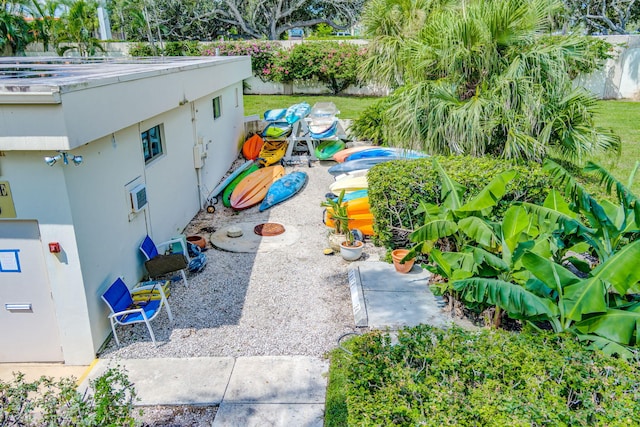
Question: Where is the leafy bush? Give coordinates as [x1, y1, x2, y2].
[203, 41, 366, 94]
[163, 41, 202, 56]
[367, 156, 550, 248]
[128, 42, 158, 56]
[341, 326, 640, 426]
[203, 40, 283, 81]
[348, 97, 390, 144]
[0, 366, 138, 426]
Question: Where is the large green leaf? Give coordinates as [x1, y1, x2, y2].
[458, 169, 518, 212]
[501, 205, 532, 253]
[433, 158, 465, 211]
[589, 239, 640, 295]
[453, 278, 559, 318]
[471, 246, 509, 272]
[563, 278, 607, 322]
[521, 251, 580, 293]
[409, 219, 458, 243]
[576, 334, 636, 359]
[574, 309, 640, 346]
[543, 189, 575, 218]
[458, 216, 498, 248]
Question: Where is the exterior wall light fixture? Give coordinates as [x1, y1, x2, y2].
[44, 151, 83, 166]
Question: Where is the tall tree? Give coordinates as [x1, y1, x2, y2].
[1, 0, 32, 55]
[359, 0, 620, 163]
[564, 0, 639, 34]
[215, 0, 364, 40]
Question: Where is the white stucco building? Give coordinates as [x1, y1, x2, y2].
[0, 56, 251, 365]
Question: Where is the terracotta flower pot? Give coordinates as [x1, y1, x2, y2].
[391, 249, 415, 274]
[186, 235, 207, 250]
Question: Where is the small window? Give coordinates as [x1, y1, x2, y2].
[213, 96, 221, 119]
[141, 124, 164, 163]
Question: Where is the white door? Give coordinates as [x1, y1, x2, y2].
[0, 220, 63, 362]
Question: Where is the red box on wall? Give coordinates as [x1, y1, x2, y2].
[48, 242, 61, 253]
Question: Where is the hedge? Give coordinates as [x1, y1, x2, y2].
[342, 326, 640, 426]
[367, 156, 551, 248]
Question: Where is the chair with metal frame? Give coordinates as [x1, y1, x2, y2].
[139, 235, 189, 286]
[101, 277, 173, 346]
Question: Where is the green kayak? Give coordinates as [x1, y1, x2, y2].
[315, 140, 346, 160]
[222, 164, 260, 207]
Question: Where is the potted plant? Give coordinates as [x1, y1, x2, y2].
[391, 248, 415, 273]
[321, 190, 364, 261]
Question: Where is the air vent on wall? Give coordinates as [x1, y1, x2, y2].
[129, 184, 147, 212]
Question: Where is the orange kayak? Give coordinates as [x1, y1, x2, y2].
[324, 211, 375, 236]
[333, 146, 380, 163]
[231, 165, 285, 210]
[326, 197, 371, 217]
[243, 134, 264, 160]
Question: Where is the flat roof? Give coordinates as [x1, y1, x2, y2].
[0, 56, 247, 96]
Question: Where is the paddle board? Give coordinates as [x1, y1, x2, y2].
[328, 156, 403, 176]
[334, 169, 368, 181]
[231, 165, 285, 210]
[208, 160, 254, 203]
[315, 140, 346, 160]
[222, 164, 260, 207]
[345, 147, 428, 161]
[329, 175, 368, 195]
[259, 171, 308, 211]
[333, 146, 380, 163]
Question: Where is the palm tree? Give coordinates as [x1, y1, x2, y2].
[359, 0, 620, 163]
[1, 0, 32, 55]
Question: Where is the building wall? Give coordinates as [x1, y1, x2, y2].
[0, 57, 251, 363]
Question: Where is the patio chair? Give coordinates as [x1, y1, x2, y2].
[139, 235, 189, 286]
[101, 277, 173, 346]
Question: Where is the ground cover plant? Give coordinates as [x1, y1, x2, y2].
[328, 326, 640, 426]
[0, 366, 137, 426]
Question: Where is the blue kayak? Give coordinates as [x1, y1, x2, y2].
[345, 147, 428, 161]
[259, 171, 308, 211]
[328, 156, 406, 176]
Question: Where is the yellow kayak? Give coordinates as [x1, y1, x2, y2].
[258, 140, 288, 167]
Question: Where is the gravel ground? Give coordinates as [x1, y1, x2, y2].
[99, 158, 384, 360]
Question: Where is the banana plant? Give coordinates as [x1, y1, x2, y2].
[409, 157, 518, 255]
[521, 159, 640, 263]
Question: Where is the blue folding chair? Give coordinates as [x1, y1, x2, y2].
[102, 277, 173, 346]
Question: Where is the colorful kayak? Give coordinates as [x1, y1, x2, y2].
[259, 171, 308, 211]
[329, 175, 368, 195]
[262, 122, 292, 140]
[333, 146, 380, 163]
[345, 147, 428, 161]
[222, 164, 260, 207]
[243, 134, 264, 160]
[326, 197, 371, 217]
[285, 102, 311, 124]
[324, 211, 375, 236]
[309, 120, 338, 139]
[332, 189, 368, 202]
[264, 108, 287, 121]
[231, 165, 285, 210]
[315, 140, 346, 160]
[258, 140, 288, 166]
[328, 156, 404, 176]
[208, 160, 254, 203]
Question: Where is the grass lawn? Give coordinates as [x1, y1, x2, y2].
[592, 100, 640, 193]
[243, 95, 378, 120]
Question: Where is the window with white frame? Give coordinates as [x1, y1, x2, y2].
[141, 124, 164, 163]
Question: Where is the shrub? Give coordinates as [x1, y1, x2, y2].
[203, 41, 283, 81]
[0, 366, 138, 426]
[341, 326, 640, 426]
[348, 97, 390, 144]
[367, 156, 551, 248]
[128, 42, 156, 56]
[163, 40, 202, 56]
